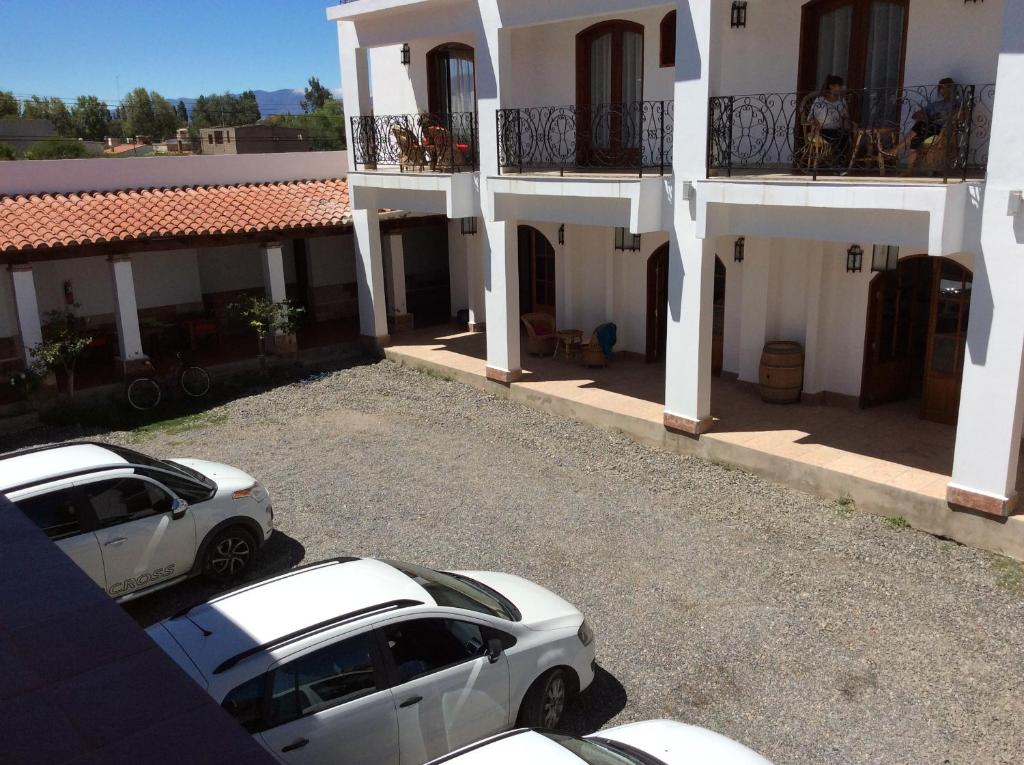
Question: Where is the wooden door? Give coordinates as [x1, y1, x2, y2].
[712, 256, 726, 375]
[860, 256, 931, 407]
[576, 20, 644, 166]
[646, 245, 668, 363]
[518, 226, 556, 317]
[922, 260, 971, 425]
[798, 0, 908, 124]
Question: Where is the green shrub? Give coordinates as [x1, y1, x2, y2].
[25, 138, 91, 160]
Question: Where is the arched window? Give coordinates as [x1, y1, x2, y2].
[427, 43, 476, 116]
[660, 11, 676, 68]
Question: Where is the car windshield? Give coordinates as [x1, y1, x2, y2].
[543, 733, 662, 765]
[103, 445, 214, 488]
[386, 561, 518, 621]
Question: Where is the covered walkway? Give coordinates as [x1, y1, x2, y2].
[385, 326, 1024, 560]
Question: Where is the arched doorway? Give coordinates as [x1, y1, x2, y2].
[861, 255, 972, 424]
[517, 226, 556, 317]
[646, 245, 725, 370]
[576, 20, 644, 165]
[427, 43, 476, 117]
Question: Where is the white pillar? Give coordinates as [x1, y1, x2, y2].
[109, 255, 145, 366]
[10, 265, 42, 366]
[352, 202, 389, 347]
[482, 218, 521, 382]
[476, 6, 519, 381]
[339, 22, 372, 174]
[948, 0, 1024, 516]
[802, 243, 826, 395]
[383, 233, 407, 316]
[604, 248, 615, 323]
[261, 241, 287, 303]
[738, 237, 771, 384]
[465, 230, 485, 330]
[663, 229, 716, 434]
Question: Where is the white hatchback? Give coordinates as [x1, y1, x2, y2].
[147, 557, 598, 765]
[1, 442, 273, 600]
[426, 721, 773, 764]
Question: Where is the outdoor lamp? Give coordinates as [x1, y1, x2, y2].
[731, 1, 748, 28]
[871, 245, 899, 273]
[734, 236, 745, 263]
[401, 43, 411, 65]
[846, 244, 864, 273]
[460, 217, 478, 236]
[614, 227, 641, 252]
[558, 224, 565, 245]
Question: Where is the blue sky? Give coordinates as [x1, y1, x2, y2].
[0, 0, 342, 108]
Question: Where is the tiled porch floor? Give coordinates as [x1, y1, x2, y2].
[387, 327, 1024, 504]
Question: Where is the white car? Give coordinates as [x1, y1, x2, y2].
[147, 557, 597, 765]
[1, 442, 273, 600]
[426, 721, 772, 764]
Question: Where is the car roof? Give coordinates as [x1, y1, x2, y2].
[163, 558, 433, 680]
[0, 443, 126, 492]
[428, 730, 580, 764]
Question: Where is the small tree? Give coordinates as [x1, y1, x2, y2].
[227, 296, 304, 367]
[31, 308, 92, 400]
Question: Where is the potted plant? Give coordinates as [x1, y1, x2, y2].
[227, 295, 304, 369]
[30, 308, 92, 401]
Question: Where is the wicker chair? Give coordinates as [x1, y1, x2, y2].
[794, 92, 835, 173]
[581, 323, 616, 368]
[521, 312, 556, 356]
[424, 125, 470, 172]
[392, 124, 426, 172]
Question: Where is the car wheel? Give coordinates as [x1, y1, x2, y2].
[519, 668, 569, 730]
[203, 527, 256, 583]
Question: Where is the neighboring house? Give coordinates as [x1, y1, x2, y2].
[153, 127, 195, 155]
[198, 125, 311, 154]
[328, 0, 1024, 525]
[104, 141, 155, 157]
[0, 118, 54, 153]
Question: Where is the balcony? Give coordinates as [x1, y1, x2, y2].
[707, 84, 994, 182]
[497, 101, 673, 177]
[350, 112, 478, 173]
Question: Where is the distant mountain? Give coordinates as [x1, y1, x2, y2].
[169, 89, 324, 119]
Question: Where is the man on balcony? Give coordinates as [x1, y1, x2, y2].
[885, 77, 960, 171]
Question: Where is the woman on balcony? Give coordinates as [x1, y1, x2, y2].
[809, 75, 853, 169]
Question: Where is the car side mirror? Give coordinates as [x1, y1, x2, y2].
[171, 497, 189, 520]
[485, 637, 504, 664]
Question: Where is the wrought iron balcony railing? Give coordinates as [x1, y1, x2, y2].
[707, 83, 993, 182]
[350, 112, 478, 173]
[497, 101, 673, 176]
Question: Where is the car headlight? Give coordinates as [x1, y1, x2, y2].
[233, 482, 269, 502]
[577, 619, 595, 647]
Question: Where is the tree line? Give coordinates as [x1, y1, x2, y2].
[0, 77, 344, 155]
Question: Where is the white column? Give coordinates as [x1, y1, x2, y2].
[261, 241, 287, 303]
[338, 22, 372, 174]
[447, 220, 469, 322]
[465, 231, 485, 330]
[383, 233, 407, 316]
[482, 218, 521, 382]
[948, 0, 1024, 516]
[663, 229, 716, 434]
[663, 0, 719, 434]
[604, 248, 615, 323]
[352, 202, 389, 346]
[476, 6, 520, 381]
[738, 237, 771, 384]
[10, 265, 42, 366]
[109, 255, 145, 366]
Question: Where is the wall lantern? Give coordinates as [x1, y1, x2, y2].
[733, 236, 745, 263]
[731, 1, 748, 28]
[871, 244, 899, 273]
[400, 43, 411, 66]
[460, 217, 477, 236]
[558, 224, 565, 246]
[614, 227, 641, 252]
[846, 244, 864, 273]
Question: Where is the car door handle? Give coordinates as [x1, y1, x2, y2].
[281, 738, 309, 753]
[103, 537, 128, 546]
[399, 695, 423, 708]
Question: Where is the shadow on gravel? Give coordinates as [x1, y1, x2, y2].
[559, 666, 628, 735]
[122, 531, 306, 627]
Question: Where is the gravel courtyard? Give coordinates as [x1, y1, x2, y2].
[17, 359, 1024, 763]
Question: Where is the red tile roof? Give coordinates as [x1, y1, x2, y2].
[0, 179, 351, 254]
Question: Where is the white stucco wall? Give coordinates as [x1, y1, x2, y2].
[131, 250, 203, 310]
[33, 257, 114, 318]
[197, 244, 266, 294]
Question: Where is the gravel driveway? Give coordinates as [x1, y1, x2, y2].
[13, 359, 1024, 763]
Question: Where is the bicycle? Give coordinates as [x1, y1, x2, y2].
[126, 352, 211, 411]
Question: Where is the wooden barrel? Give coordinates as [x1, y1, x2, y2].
[758, 341, 804, 404]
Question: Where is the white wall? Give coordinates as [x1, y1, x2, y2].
[307, 234, 357, 287]
[0, 152, 349, 197]
[132, 250, 203, 310]
[197, 244, 265, 294]
[32, 256, 113, 318]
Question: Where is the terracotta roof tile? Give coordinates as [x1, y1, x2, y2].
[0, 179, 351, 254]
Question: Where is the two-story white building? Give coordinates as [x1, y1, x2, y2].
[331, 0, 1022, 550]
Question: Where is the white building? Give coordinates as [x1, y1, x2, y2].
[328, 0, 1024, 529]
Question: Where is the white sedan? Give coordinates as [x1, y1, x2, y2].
[426, 720, 772, 764]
